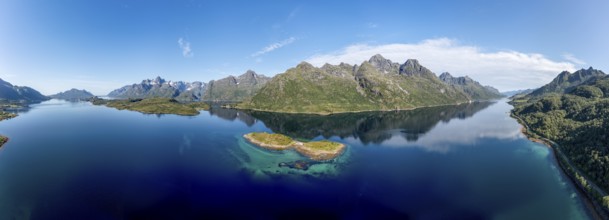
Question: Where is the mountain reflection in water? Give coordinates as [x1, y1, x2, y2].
[209, 101, 493, 144]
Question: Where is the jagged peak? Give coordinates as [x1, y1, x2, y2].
[439, 72, 453, 79]
[244, 69, 257, 75]
[369, 54, 388, 62]
[404, 59, 421, 68]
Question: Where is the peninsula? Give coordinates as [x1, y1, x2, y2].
[90, 97, 209, 116]
[243, 132, 345, 161]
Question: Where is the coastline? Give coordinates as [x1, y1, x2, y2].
[235, 100, 493, 116]
[511, 113, 608, 220]
[243, 133, 345, 161]
[0, 136, 8, 148]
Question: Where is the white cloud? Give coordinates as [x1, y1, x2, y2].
[562, 53, 586, 65]
[251, 37, 296, 57]
[178, 38, 193, 58]
[306, 38, 576, 91]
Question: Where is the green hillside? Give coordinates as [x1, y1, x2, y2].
[239, 55, 470, 114]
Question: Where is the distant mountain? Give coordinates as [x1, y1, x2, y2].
[50, 88, 94, 100]
[0, 78, 48, 103]
[502, 89, 535, 97]
[239, 54, 475, 114]
[108, 76, 206, 102]
[528, 67, 605, 97]
[439, 72, 503, 100]
[202, 70, 270, 102]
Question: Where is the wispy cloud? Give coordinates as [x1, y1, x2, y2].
[251, 37, 296, 57]
[562, 53, 586, 65]
[177, 38, 193, 58]
[306, 38, 576, 91]
[366, 22, 378, 28]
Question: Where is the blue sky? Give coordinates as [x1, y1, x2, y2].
[1, 0, 607, 95]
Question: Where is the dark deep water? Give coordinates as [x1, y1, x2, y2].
[0, 99, 591, 219]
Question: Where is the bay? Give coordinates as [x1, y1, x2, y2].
[0, 99, 591, 219]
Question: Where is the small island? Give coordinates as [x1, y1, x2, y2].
[243, 132, 345, 161]
[0, 135, 8, 148]
[90, 97, 209, 116]
[0, 111, 17, 121]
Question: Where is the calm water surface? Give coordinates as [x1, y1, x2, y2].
[0, 99, 591, 219]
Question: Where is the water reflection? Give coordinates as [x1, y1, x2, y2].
[209, 107, 257, 126]
[210, 102, 494, 145]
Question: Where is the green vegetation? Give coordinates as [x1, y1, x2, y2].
[91, 97, 209, 116]
[439, 72, 504, 100]
[243, 132, 346, 161]
[247, 132, 295, 146]
[511, 73, 609, 213]
[302, 140, 343, 151]
[0, 111, 17, 121]
[0, 135, 7, 147]
[239, 60, 469, 114]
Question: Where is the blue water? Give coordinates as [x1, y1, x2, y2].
[0, 99, 591, 219]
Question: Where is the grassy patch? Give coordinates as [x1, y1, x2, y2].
[248, 132, 295, 146]
[302, 140, 343, 151]
[0, 111, 17, 121]
[0, 135, 7, 147]
[92, 97, 209, 116]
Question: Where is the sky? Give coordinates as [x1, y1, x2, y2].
[1, 0, 608, 95]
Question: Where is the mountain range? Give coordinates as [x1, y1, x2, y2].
[239, 54, 502, 114]
[0, 78, 48, 103]
[107, 76, 206, 102]
[107, 70, 270, 102]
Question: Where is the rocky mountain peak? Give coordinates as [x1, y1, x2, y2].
[369, 54, 388, 63]
[439, 72, 453, 80]
[368, 54, 396, 74]
[154, 76, 165, 84]
[244, 70, 257, 77]
[399, 59, 434, 78]
[403, 59, 421, 69]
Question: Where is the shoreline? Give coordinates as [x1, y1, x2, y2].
[0, 136, 8, 148]
[243, 133, 345, 161]
[511, 113, 608, 220]
[235, 99, 496, 116]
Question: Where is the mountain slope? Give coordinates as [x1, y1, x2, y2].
[528, 67, 605, 97]
[50, 88, 94, 100]
[240, 55, 471, 114]
[0, 78, 48, 103]
[439, 72, 503, 100]
[202, 70, 270, 101]
[511, 68, 609, 212]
